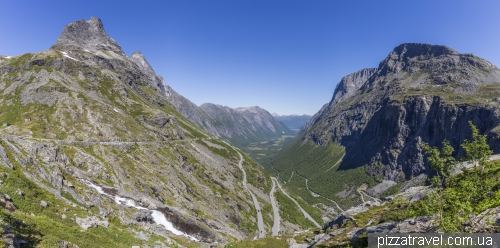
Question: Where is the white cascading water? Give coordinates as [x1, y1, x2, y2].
[86, 181, 199, 241]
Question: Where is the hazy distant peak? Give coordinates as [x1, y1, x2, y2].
[235, 106, 263, 113]
[51, 16, 125, 56]
[272, 113, 312, 117]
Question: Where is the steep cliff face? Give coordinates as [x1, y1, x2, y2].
[129, 51, 168, 96]
[300, 43, 500, 181]
[301, 68, 377, 133]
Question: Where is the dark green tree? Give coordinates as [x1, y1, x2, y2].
[422, 122, 495, 232]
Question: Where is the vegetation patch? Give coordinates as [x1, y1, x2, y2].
[225, 236, 288, 248]
[274, 191, 316, 229]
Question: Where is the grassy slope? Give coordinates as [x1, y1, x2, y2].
[0, 51, 282, 245]
[268, 138, 378, 209]
[0, 158, 152, 248]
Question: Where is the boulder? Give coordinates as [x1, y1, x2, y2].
[0, 194, 16, 212]
[75, 216, 109, 230]
[16, 189, 25, 196]
[470, 206, 500, 232]
[1, 226, 19, 248]
[58, 240, 79, 248]
[132, 209, 153, 222]
[366, 216, 435, 234]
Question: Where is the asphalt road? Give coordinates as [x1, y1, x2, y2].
[270, 178, 280, 236]
[237, 152, 265, 238]
[272, 177, 321, 228]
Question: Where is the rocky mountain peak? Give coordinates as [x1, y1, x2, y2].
[51, 17, 125, 56]
[235, 106, 263, 114]
[377, 43, 459, 74]
[129, 51, 156, 80]
[392, 43, 458, 59]
[331, 68, 377, 105]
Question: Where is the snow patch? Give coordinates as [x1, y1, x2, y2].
[85, 180, 199, 241]
[4, 56, 11, 59]
[61, 51, 80, 62]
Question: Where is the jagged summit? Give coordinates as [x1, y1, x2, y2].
[235, 106, 263, 113]
[129, 51, 157, 81]
[51, 17, 124, 56]
[331, 68, 377, 105]
[128, 51, 168, 96]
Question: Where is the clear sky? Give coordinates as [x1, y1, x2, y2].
[1, 1, 500, 115]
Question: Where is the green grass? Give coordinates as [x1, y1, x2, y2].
[225, 237, 288, 248]
[379, 181, 406, 198]
[7, 53, 33, 67]
[240, 135, 297, 167]
[239, 209, 258, 236]
[268, 139, 378, 208]
[0, 162, 152, 248]
[274, 191, 316, 229]
[391, 83, 500, 106]
[294, 196, 323, 224]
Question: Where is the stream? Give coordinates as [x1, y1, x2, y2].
[85, 180, 199, 241]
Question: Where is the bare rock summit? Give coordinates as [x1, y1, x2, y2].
[51, 17, 125, 56]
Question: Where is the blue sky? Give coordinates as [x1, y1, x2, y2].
[2, 1, 500, 115]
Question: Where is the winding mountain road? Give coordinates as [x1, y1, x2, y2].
[236, 152, 265, 238]
[325, 153, 345, 173]
[272, 177, 321, 228]
[269, 178, 280, 236]
[294, 171, 344, 212]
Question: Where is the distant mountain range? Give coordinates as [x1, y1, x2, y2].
[272, 113, 312, 131]
[165, 86, 294, 147]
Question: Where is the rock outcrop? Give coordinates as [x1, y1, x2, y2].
[1, 226, 19, 248]
[75, 216, 109, 231]
[301, 68, 377, 133]
[51, 17, 125, 56]
[129, 51, 168, 97]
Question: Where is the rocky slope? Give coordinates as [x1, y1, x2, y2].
[273, 43, 500, 208]
[0, 17, 277, 247]
[164, 91, 294, 147]
[155, 72, 293, 147]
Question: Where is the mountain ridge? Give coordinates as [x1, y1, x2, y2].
[306, 43, 500, 179]
[0, 17, 289, 246]
[272, 43, 500, 209]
